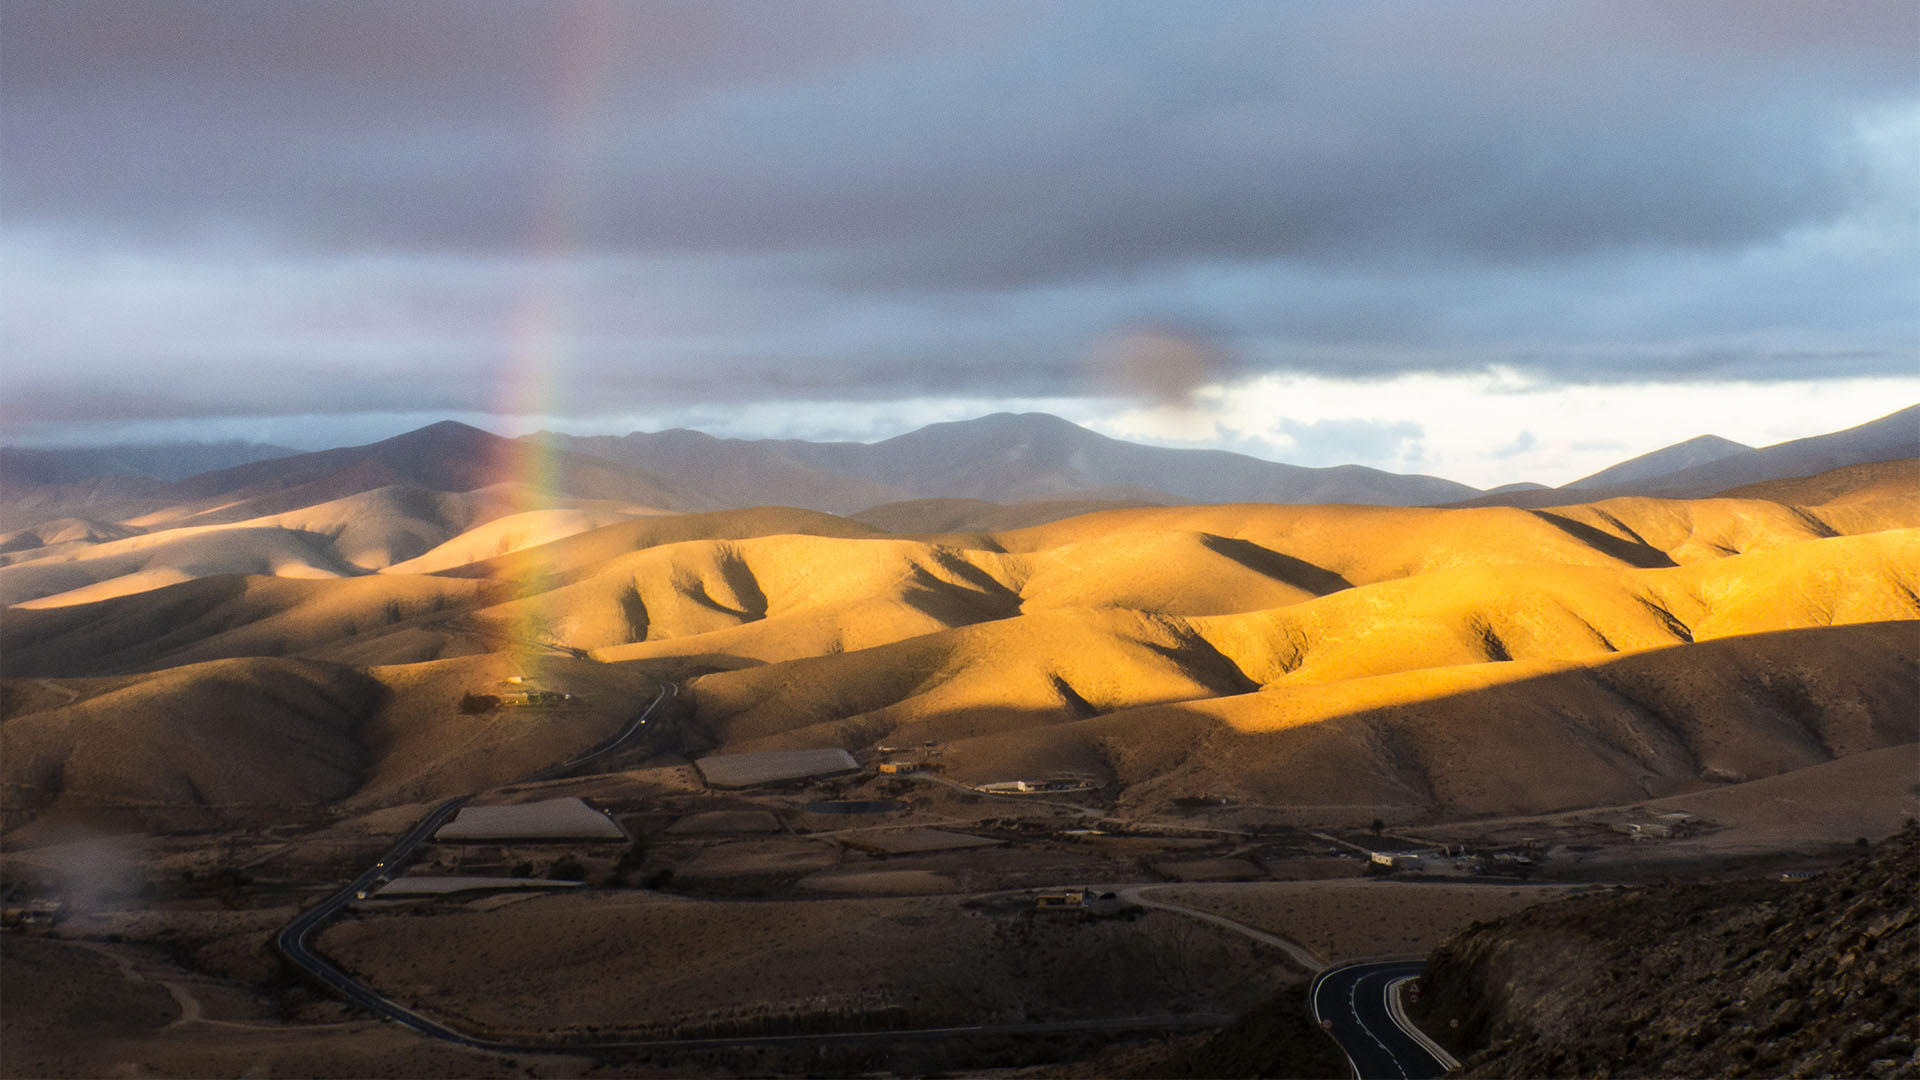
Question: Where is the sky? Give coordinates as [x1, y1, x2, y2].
[3, 0, 1916, 487]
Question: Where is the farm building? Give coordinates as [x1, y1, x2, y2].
[695, 748, 860, 788]
[433, 797, 627, 842]
[976, 774, 1096, 795]
[1614, 810, 1699, 840]
[499, 689, 573, 707]
[0, 898, 60, 929]
[1032, 888, 1128, 916]
[979, 780, 1040, 794]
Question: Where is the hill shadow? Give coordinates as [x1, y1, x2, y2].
[1528, 511, 1676, 569]
[1197, 535, 1353, 595]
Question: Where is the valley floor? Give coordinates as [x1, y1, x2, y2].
[3, 735, 1913, 1077]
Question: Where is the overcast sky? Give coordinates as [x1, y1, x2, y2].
[3, 1, 1916, 485]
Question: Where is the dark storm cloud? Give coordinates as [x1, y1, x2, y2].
[2, 0, 1916, 431]
[2, 1, 983, 246]
[0, 360, 500, 426]
[9, 2, 1909, 267]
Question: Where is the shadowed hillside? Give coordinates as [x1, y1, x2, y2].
[0, 654, 661, 836]
[0, 658, 381, 834]
[692, 619, 1917, 819]
[1413, 824, 1920, 1077]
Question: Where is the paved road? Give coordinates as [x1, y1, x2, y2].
[272, 682, 678, 1046]
[522, 681, 678, 784]
[274, 684, 1462, 1065]
[1310, 961, 1456, 1079]
[272, 683, 1232, 1055]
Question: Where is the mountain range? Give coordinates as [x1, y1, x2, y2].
[1461, 403, 1919, 506]
[0, 440, 301, 485]
[530, 412, 1481, 513]
[5, 404, 1914, 524]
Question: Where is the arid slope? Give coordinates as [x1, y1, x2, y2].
[2, 457, 1913, 827]
[0, 654, 660, 835]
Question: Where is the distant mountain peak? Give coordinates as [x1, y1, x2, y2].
[916, 411, 1084, 435]
[1565, 433, 1753, 490]
[372, 419, 501, 451]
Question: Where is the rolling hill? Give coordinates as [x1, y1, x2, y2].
[0, 653, 661, 836]
[0, 482, 656, 609]
[1, 415, 1914, 836]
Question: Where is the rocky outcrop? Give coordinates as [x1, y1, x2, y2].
[1413, 824, 1919, 1077]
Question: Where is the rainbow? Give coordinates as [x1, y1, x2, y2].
[492, 1, 624, 660]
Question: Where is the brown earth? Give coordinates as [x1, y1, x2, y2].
[1, 654, 661, 835]
[1, 455, 1914, 1077]
[319, 892, 1293, 1040]
[1150, 881, 1586, 963]
[1414, 824, 1920, 1078]
[5, 460, 1915, 833]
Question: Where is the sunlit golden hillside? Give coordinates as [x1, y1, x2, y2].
[3, 454, 1916, 833]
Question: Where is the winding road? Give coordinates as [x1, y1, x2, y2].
[272, 682, 677, 1046]
[274, 679, 1465, 1068]
[1114, 888, 1457, 1077]
[270, 682, 1227, 1054]
[1310, 960, 1458, 1079]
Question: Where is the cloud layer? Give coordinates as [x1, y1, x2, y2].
[3, 1, 1915, 469]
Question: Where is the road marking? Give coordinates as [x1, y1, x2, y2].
[1312, 961, 1454, 1080]
[1385, 976, 1460, 1071]
[1351, 973, 1408, 1079]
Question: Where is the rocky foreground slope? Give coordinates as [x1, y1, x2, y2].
[1414, 824, 1920, 1077]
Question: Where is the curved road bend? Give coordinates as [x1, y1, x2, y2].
[1310, 960, 1455, 1079]
[1115, 889, 1455, 1078]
